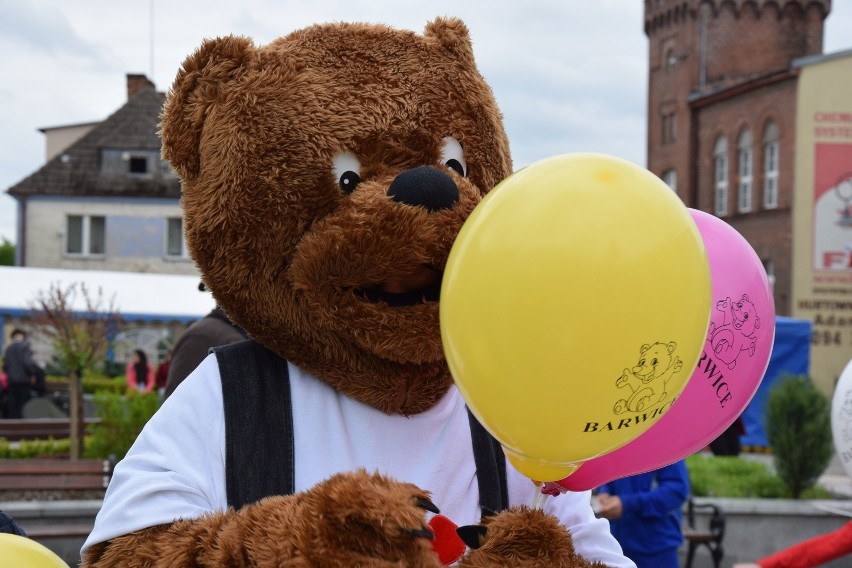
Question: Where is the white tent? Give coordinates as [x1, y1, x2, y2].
[0, 266, 214, 321]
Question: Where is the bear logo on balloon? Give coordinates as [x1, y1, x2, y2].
[707, 294, 760, 370]
[614, 341, 682, 414]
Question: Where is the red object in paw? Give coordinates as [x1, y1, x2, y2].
[428, 514, 466, 565]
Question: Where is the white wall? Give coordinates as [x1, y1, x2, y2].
[23, 196, 199, 276]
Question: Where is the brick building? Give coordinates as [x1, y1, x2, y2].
[644, 0, 831, 317]
[644, 0, 852, 389]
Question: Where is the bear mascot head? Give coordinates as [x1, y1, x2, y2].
[81, 17, 626, 568]
[163, 17, 511, 416]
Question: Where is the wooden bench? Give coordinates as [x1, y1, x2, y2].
[0, 417, 102, 442]
[0, 457, 115, 491]
[0, 457, 115, 541]
[683, 497, 725, 568]
[24, 522, 97, 541]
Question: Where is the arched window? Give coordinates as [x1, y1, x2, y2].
[763, 258, 776, 292]
[714, 136, 728, 216]
[763, 122, 779, 209]
[661, 169, 677, 192]
[666, 48, 677, 70]
[738, 129, 753, 213]
[662, 112, 676, 145]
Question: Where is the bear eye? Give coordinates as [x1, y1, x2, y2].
[339, 171, 361, 194]
[333, 151, 362, 195]
[440, 136, 467, 177]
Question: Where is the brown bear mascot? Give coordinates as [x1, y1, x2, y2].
[81, 18, 633, 568]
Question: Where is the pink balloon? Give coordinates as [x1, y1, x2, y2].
[558, 209, 775, 491]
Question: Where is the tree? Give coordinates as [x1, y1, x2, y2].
[765, 374, 833, 498]
[29, 282, 120, 459]
[0, 237, 14, 265]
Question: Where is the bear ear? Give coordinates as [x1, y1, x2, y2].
[423, 17, 474, 62]
[666, 342, 677, 354]
[640, 344, 651, 354]
[160, 35, 255, 179]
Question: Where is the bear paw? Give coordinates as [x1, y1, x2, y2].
[243, 469, 443, 567]
[457, 507, 607, 568]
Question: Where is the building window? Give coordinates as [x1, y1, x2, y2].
[714, 136, 728, 216]
[737, 129, 753, 213]
[662, 113, 677, 145]
[129, 156, 148, 174]
[665, 48, 677, 69]
[166, 217, 187, 258]
[661, 169, 677, 192]
[763, 121, 779, 209]
[763, 258, 776, 292]
[66, 215, 105, 256]
[101, 149, 162, 178]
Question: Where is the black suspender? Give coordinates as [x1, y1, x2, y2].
[217, 340, 294, 510]
[216, 339, 508, 515]
[466, 410, 509, 515]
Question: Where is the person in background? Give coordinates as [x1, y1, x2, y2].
[709, 415, 745, 456]
[154, 350, 171, 399]
[733, 519, 852, 568]
[0, 369, 8, 418]
[595, 460, 690, 568]
[125, 349, 155, 393]
[163, 305, 246, 400]
[0, 509, 27, 536]
[2, 329, 44, 418]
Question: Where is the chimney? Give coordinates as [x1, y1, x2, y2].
[127, 73, 155, 99]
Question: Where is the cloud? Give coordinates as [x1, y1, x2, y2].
[0, 0, 119, 68]
[0, 0, 849, 247]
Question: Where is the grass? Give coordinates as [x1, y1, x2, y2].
[686, 453, 835, 499]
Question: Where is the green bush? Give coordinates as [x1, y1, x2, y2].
[83, 375, 127, 395]
[101, 359, 125, 378]
[686, 453, 832, 499]
[46, 374, 127, 395]
[46, 355, 125, 380]
[765, 374, 833, 498]
[44, 354, 70, 377]
[687, 454, 784, 497]
[0, 437, 70, 458]
[85, 391, 160, 460]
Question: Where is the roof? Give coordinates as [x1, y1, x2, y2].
[7, 86, 180, 199]
[0, 266, 214, 323]
[38, 120, 101, 133]
[793, 47, 852, 69]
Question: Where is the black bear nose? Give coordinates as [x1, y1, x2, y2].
[387, 166, 460, 212]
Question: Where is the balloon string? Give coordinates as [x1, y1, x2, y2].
[530, 482, 547, 510]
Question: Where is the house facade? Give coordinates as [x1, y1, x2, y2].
[7, 75, 197, 277]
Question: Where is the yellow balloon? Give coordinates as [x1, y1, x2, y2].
[441, 153, 711, 481]
[0, 533, 69, 567]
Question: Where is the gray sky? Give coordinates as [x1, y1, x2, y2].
[1, 0, 850, 244]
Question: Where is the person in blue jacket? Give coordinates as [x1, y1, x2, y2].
[595, 460, 690, 568]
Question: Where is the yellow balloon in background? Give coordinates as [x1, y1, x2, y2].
[0, 533, 69, 567]
[440, 153, 711, 481]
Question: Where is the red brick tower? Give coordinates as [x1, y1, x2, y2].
[645, 0, 830, 201]
[644, 0, 831, 315]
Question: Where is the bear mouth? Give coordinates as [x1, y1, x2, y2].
[354, 265, 443, 307]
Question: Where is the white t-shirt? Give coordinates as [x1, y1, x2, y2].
[83, 353, 634, 567]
